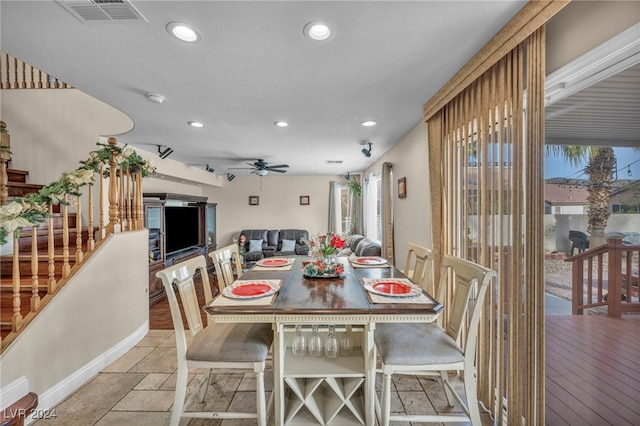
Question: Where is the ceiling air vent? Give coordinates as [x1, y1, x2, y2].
[325, 160, 344, 165]
[57, 0, 147, 22]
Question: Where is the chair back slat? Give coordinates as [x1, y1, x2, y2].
[156, 256, 214, 356]
[438, 255, 496, 344]
[210, 244, 243, 288]
[402, 243, 436, 293]
[176, 277, 204, 336]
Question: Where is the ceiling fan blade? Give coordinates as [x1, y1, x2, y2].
[265, 164, 289, 169]
[269, 169, 287, 173]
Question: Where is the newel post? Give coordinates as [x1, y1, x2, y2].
[0, 121, 11, 206]
[606, 237, 624, 318]
[106, 137, 119, 234]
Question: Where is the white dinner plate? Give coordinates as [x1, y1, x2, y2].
[352, 256, 387, 266]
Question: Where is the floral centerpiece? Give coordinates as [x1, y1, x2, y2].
[305, 232, 346, 259]
[301, 232, 347, 278]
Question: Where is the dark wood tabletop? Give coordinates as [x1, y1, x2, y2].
[204, 257, 443, 317]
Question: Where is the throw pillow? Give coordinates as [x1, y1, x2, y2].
[337, 248, 353, 257]
[281, 239, 296, 252]
[249, 239, 263, 252]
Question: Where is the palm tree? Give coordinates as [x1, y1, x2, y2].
[547, 145, 616, 248]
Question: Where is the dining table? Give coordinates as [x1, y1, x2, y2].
[204, 256, 443, 426]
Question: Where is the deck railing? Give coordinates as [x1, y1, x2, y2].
[566, 237, 640, 318]
[1, 134, 151, 353]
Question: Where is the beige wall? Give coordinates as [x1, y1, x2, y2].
[546, 0, 640, 74]
[0, 231, 148, 411]
[1, 89, 133, 185]
[362, 122, 432, 263]
[202, 174, 345, 247]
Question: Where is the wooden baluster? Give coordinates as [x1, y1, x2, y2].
[1, 53, 4, 89]
[87, 183, 95, 251]
[47, 206, 57, 293]
[136, 173, 143, 229]
[12, 232, 23, 332]
[106, 138, 119, 234]
[99, 163, 105, 240]
[0, 121, 10, 206]
[4, 53, 9, 89]
[12, 57, 18, 89]
[21, 60, 26, 88]
[119, 170, 125, 231]
[572, 258, 584, 315]
[607, 238, 623, 318]
[31, 225, 41, 311]
[29, 65, 35, 89]
[38, 69, 43, 88]
[75, 196, 83, 264]
[125, 169, 132, 230]
[62, 195, 71, 278]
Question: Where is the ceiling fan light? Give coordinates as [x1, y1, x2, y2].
[256, 169, 269, 176]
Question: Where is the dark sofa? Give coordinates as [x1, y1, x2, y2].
[338, 234, 382, 257]
[239, 229, 310, 263]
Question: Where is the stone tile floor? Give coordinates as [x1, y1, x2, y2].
[32, 329, 493, 426]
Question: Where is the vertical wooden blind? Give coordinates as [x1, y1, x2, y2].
[427, 27, 547, 424]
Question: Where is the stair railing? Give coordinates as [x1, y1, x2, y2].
[1, 52, 72, 89]
[1, 132, 155, 352]
[566, 237, 640, 318]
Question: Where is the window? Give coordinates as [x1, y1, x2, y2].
[364, 172, 382, 243]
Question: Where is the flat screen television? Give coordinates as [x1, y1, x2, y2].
[165, 206, 201, 255]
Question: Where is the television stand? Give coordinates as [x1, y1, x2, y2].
[144, 193, 217, 305]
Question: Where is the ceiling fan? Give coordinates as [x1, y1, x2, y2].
[229, 159, 289, 176]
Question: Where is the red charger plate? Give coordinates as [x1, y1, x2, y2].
[260, 258, 289, 267]
[372, 281, 413, 295]
[230, 283, 272, 297]
[355, 257, 386, 265]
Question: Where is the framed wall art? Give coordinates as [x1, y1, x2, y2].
[398, 177, 407, 198]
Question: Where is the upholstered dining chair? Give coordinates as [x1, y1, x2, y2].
[156, 255, 273, 426]
[210, 243, 244, 288]
[374, 254, 496, 426]
[401, 242, 436, 292]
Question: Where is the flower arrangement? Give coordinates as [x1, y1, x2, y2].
[302, 258, 345, 278]
[304, 232, 346, 258]
[0, 141, 156, 245]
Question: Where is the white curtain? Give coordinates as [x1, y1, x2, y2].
[380, 162, 394, 263]
[363, 173, 377, 240]
[327, 181, 341, 234]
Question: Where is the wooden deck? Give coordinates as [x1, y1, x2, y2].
[546, 314, 640, 426]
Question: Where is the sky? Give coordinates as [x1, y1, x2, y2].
[545, 147, 640, 180]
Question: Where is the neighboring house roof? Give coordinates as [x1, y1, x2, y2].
[545, 183, 589, 206]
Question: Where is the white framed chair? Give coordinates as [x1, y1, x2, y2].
[401, 242, 436, 292]
[156, 255, 273, 426]
[374, 254, 496, 426]
[209, 243, 244, 288]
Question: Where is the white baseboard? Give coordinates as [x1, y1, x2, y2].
[0, 376, 30, 411]
[24, 321, 149, 425]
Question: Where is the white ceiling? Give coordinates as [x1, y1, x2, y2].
[1, 0, 528, 176]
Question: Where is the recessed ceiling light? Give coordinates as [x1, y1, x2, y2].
[304, 21, 332, 41]
[166, 22, 201, 43]
[274, 121, 289, 128]
[361, 120, 378, 127]
[188, 121, 205, 128]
